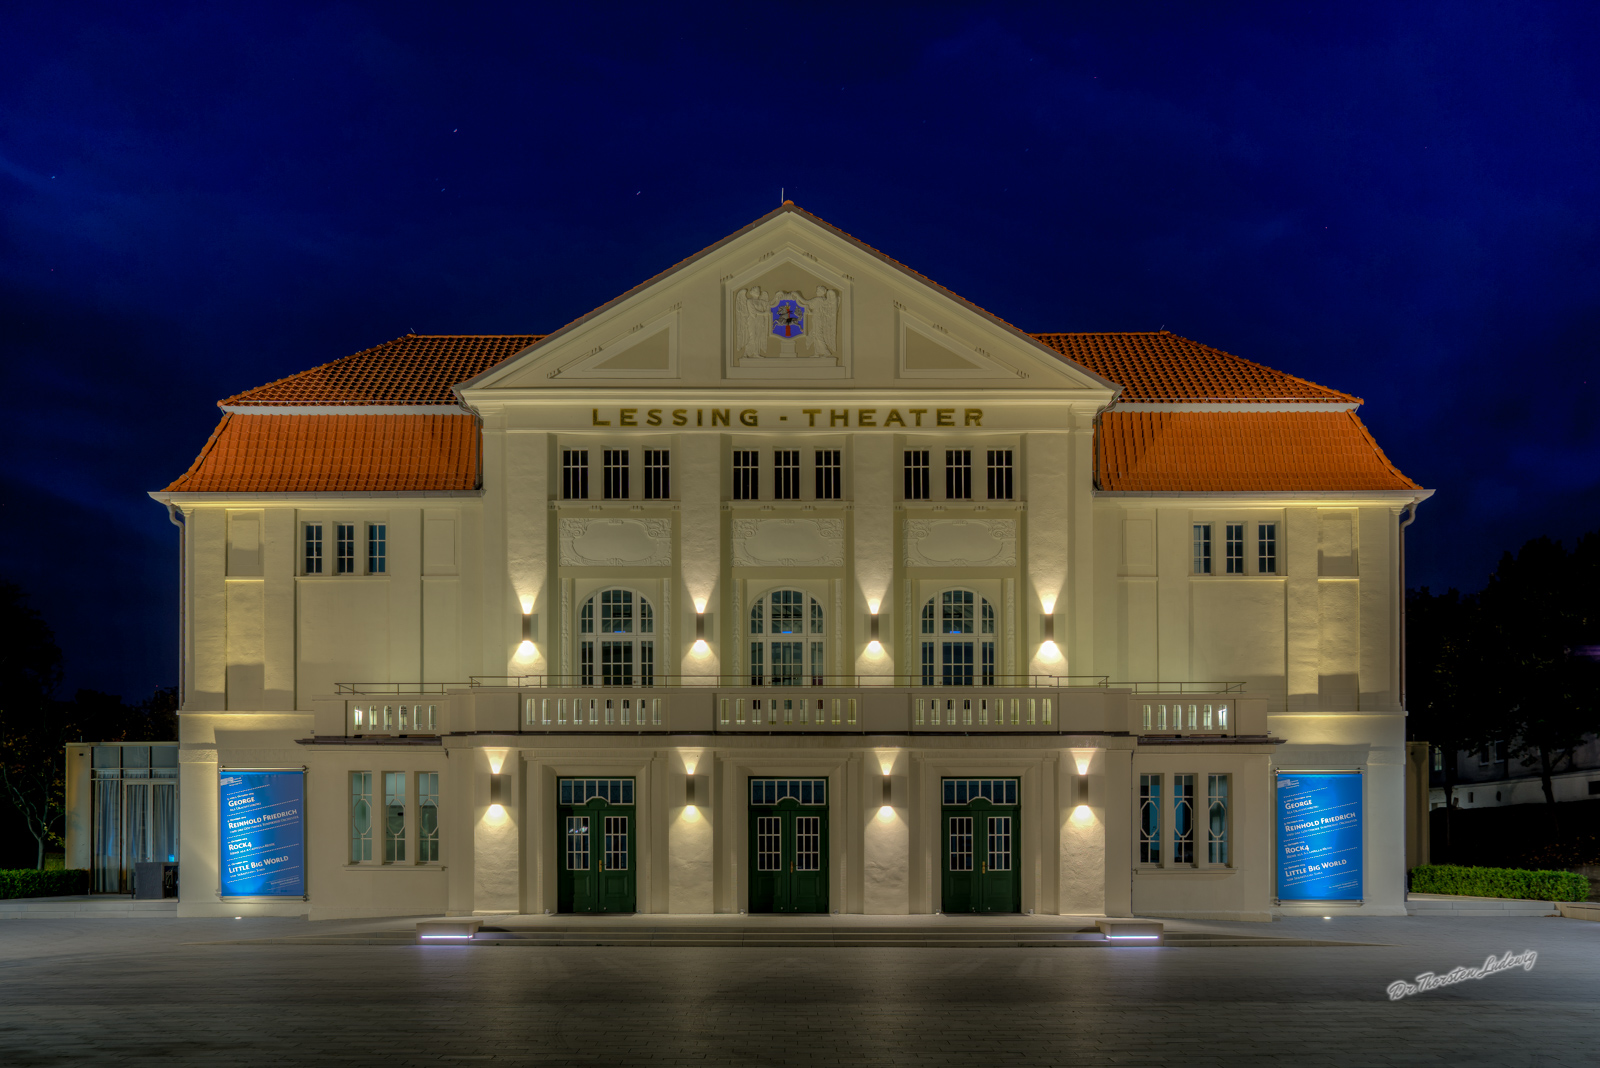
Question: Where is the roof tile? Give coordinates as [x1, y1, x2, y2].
[1097, 410, 1418, 492]
[165, 413, 478, 492]
[1034, 332, 1356, 404]
[221, 335, 542, 406]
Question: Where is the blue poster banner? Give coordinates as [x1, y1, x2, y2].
[1276, 771, 1363, 902]
[219, 770, 305, 898]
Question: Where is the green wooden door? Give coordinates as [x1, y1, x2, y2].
[557, 778, 636, 913]
[747, 778, 828, 914]
[941, 778, 1020, 914]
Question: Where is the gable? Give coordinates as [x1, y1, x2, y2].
[462, 204, 1116, 396]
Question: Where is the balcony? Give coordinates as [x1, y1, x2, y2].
[319, 675, 1267, 741]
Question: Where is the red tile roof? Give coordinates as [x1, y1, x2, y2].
[1097, 410, 1419, 492]
[222, 335, 542, 407]
[164, 414, 478, 493]
[1034, 332, 1357, 404]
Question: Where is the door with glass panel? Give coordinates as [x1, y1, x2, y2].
[940, 778, 1020, 914]
[556, 778, 636, 913]
[747, 778, 828, 913]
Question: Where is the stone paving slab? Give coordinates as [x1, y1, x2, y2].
[0, 913, 1594, 1066]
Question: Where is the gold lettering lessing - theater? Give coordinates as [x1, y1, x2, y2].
[592, 407, 984, 427]
[136, 200, 1430, 923]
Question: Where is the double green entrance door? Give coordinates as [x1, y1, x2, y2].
[747, 778, 828, 914]
[941, 778, 1021, 914]
[557, 778, 636, 913]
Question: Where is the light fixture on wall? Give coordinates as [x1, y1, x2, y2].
[685, 772, 701, 808]
[1075, 776, 1089, 807]
[1040, 610, 1059, 658]
[867, 604, 882, 654]
[490, 773, 507, 805]
[519, 610, 537, 655]
[879, 772, 893, 818]
[693, 605, 711, 654]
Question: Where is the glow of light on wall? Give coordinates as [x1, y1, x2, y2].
[485, 748, 509, 775]
[1069, 748, 1094, 776]
[1040, 595, 1055, 615]
[691, 638, 711, 656]
[519, 595, 534, 615]
[1038, 639, 1062, 660]
[682, 805, 701, 821]
[877, 805, 894, 821]
[693, 597, 707, 615]
[1069, 804, 1096, 824]
[486, 804, 506, 819]
[516, 639, 537, 658]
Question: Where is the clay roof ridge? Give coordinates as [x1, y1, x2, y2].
[1162, 332, 1360, 404]
[1343, 410, 1421, 489]
[166, 412, 233, 491]
[219, 334, 414, 407]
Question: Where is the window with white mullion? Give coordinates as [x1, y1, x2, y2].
[1258, 523, 1277, 574]
[773, 449, 801, 500]
[1225, 524, 1245, 574]
[1138, 774, 1161, 864]
[814, 449, 841, 500]
[335, 523, 357, 574]
[383, 771, 406, 863]
[733, 450, 759, 500]
[1192, 524, 1212, 575]
[603, 449, 629, 500]
[562, 449, 589, 500]
[1173, 773, 1196, 865]
[945, 450, 972, 500]
[1207, 774, 1229, 865]
[304, 524, 324, 574]
[986, 449, 1013, 500]
[904, 450, 930, 500]
[643, 449, 670, 500]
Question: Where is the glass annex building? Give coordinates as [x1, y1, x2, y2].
[151, 204, 1429, 920]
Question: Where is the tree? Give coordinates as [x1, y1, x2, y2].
[1406, 585, 1498, 849]
[1477, 536, 1600, 827]
[0, 582, 66, 869]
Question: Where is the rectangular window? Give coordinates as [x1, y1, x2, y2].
[1193, 524, 1212, 575]
[774, 449, 800, 500]
[562, 449, 589, 500]
[1225, 523, 1245, 574]
[1173, 773, 1196, 865]
[1258, 522, 1277, 574]
[733, 450, 759, 500]
[815, 449, 841, 500]
[367, 524, 387, 574]
[1207, 774, 1229, 864]
[986, 449, 1013, 500]
[945, 450, 972, 500]
[335, 523, 356, 574]
[566, 816, 589, 870]
[1139, 774, 1161, 864]
[418, 772, 439, 863]
[904, 450, 930, 500]
[643, 449, 670, 499]
[304, 524, 323, 574]
[1432, 747, 1443, 773]
[350, 771, 372, 862]
[603, 449, 629, 500]
[383, 771, 406, 863]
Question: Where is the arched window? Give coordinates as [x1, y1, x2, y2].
[920, 589, 996, 686]
[749, 588, 825, 686]
[579, 588, 655, 686]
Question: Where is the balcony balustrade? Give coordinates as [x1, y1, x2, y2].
[321, 675, 1265, 741]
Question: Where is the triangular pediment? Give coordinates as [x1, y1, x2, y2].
[460, 204, 1118, 397]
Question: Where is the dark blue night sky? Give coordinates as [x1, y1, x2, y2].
[3, 2, 1597, 700]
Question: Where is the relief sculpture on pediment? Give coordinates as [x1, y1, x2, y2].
[735, 284, 839, 361]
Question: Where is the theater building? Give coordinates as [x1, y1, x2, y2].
[152, 203, 1430, 921]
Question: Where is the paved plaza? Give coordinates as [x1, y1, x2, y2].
[0, 912, 1595, 1067]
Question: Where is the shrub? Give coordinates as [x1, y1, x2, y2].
[0, 868, 90, 899]
[1409, 864, 1589, 902]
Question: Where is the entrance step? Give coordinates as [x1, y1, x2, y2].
[0, 896, 179, 919]
[1405, 893, 1558, 917]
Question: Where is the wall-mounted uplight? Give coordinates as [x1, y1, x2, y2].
[488, 773, 507, 817]
[519, 609, 537, 655]
[693, 603, 711, 654]
[867, 603, 882, 654]
[878, 773, 893, 819]
[1039, 610, 1060, 658]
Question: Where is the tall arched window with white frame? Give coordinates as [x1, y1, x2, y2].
[920, 589, 995, 686]
[749, 588, 825, 686]
[578, 588, 655, 686]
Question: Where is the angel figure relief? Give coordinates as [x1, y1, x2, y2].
[735, 286, 771, 359]
[805, 286, 838, 360]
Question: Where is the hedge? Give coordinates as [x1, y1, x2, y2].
[0, 868, 90, 900]
[1409, 864, 1589, 902]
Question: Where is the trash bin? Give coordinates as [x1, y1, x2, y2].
[133, 862, 179, 899]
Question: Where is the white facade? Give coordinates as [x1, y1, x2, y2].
[153, 204, 1429, 921]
